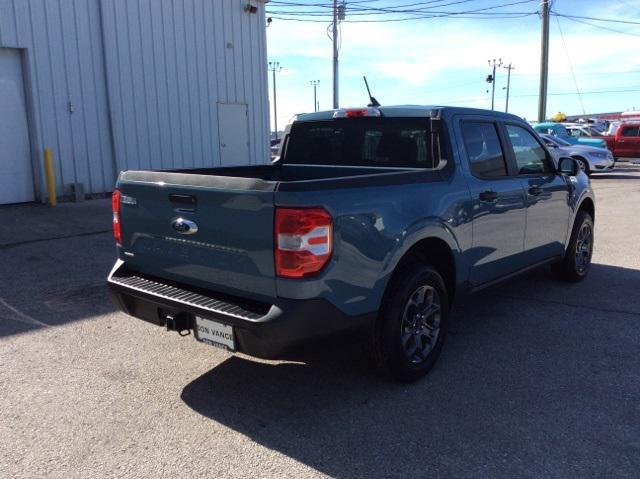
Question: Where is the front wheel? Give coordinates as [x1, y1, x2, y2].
[553, 210, 594, 282]
[573, 156, 591, 176]
[373, 263, 449, 382]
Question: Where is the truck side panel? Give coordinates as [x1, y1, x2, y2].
[273, 173, 473, 316]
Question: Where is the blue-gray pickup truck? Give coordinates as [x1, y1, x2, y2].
[108, 106, 595, 381]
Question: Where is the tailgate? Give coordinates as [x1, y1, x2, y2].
[117, 170, 277, 299]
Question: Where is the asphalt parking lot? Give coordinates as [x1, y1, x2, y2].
[1, 165, 639, 478]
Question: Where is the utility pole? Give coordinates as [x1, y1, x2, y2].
[487, 58, 502, 111]
[538, 0, 550, 122]
[332, 0, 339, 109]
[268, 61, 282, 140]
[310, 80, 320, 112]
[503, 63, 515, 113]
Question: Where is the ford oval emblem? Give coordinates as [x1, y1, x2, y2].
[171, 218, 198, 235]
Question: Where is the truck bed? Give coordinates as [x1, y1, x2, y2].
[115, 163, 446, 302]
[120, 163, 443, 193]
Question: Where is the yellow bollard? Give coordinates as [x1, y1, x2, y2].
[44, 148, 57, 206]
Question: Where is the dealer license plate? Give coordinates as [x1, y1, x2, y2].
[194, 317, 235, 351]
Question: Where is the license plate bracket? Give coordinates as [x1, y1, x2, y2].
[194, 316, 235, 351]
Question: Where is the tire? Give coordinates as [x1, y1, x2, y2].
[373, 263, 449, 382]
[553, 210, 594, 282]
[573, 156, 591, 176]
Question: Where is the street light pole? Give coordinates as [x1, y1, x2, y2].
[268, 61, 282, 140]
[503, 63, 514, 113]
[487, 58, 502, 111]
[538, 0, 550, 122]
[310, 80, 320, 112]
[332, 0, 339, 109]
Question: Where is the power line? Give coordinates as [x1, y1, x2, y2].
[614, 0, 640, 13]
[268, 0, 478, 15]
[269, 0, 482, 16]
[514, 88, 640, 98]
[551, 12, 640, 26]
[439, 87, 640, 106]
[268, 13, 537, 21]
[267, 0, 540, 22]
[555, 16, 586, 116]
[551, 13, 640, 37]
[511, 69, 640, 77]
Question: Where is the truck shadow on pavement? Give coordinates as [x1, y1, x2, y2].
[181, 263, 640, 477]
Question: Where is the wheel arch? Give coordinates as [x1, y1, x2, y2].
[571, 154, 591, 174]
[385, 236, 457, 306]
[578, 196, 595, 221]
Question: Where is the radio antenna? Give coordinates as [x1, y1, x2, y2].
[363, 76, 381, 107]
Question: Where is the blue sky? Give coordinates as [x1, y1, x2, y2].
[265, 0, 640, 128]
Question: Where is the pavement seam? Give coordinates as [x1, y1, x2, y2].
[0, 230, 111, 250]
[487, 293, 640, 318]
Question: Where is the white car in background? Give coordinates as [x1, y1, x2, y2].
[565, 124, 605, 139]
[539, 134, 615, 175]
[606, 122, 620, 136]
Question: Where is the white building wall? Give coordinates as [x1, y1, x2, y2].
[100, 0, 270, 172]
[0, 0, 269, 201]
[0, 0, 115, 198]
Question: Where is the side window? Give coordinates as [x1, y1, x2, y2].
[621, 126, 639, 137]
[461, 122, 508, 178]
[505, 124, 552, 175]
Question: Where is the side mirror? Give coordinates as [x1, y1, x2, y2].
[558, 157, 580, 176]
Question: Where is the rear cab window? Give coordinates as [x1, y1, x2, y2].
[282, 117, 441, 169]
[460, 122, 508, 178]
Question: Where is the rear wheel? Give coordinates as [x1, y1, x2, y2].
[373, 263, 448, 382]
[553, 210, 594, 282]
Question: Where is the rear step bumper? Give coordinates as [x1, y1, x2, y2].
[107, 261, 374, 359]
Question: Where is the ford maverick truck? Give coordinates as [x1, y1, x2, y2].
[108, 106, 595, 382]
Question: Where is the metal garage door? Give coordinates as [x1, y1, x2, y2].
[0, 48, 34, 204]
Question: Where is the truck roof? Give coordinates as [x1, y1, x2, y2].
[294, 105, 524, 122]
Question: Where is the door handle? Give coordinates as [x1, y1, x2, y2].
[479, 190, 498, 202]
[528, 186, 543, 196]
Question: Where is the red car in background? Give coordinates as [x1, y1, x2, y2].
[601, 122, 640, 159]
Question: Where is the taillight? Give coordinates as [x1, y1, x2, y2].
[275, 208, 333, 278]
[112, 189, 122, 245]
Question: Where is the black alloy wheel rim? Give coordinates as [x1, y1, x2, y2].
[400, 285, 441, 364]
[575, 222, 593, 273]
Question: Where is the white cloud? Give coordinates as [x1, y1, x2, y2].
[266, 9, 640, 126]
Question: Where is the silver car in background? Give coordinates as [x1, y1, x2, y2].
[540, 134, 614, 175]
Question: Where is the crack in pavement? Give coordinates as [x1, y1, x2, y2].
[0, 297, 50, 327]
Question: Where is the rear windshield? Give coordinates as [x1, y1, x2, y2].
[282, 118, 437, 168]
